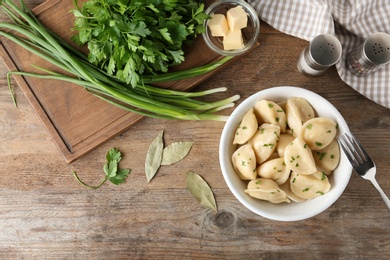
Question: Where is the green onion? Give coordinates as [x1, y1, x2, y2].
[0, 0, 239, 121]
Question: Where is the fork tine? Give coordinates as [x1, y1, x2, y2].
[338, 134, 358, 168]
[339, 133, 374, 168]
[348, 133, 373, 162]
[344, 133, 366, 164]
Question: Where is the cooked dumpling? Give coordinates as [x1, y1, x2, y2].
[265, 152, 280, 162]
[257, 158, 291, 185]
[279, 180, 306, 202]
[313, 139, 340, 175]
[285, 97, 315, 137]
[254, 100, 287, 132]
[290, 171, 331, 200]
[248, 123, 280, 164]
[300, 117, 338, 150]
[233, 108, 258, 145]
[284, 137, 317, 175]
[245, 178, 290, 203]
[232, 144, 257, 180]
[276, 133, 295, 158]
[277, 101, 287, 111]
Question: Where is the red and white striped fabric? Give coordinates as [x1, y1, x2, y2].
[248, 0, 390, 109]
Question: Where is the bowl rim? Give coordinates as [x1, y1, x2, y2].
[202, 0, 261, 56]
[219, 86, 353, 221]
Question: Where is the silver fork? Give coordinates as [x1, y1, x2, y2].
[338, 132, 390, 212]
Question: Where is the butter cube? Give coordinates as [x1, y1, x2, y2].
[226, 6, 248, 31]
[223, 29, 244, 50]
[208, 14, 229, 37]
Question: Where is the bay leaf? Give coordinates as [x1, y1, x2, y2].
[145, 130, 164, 182]
[161, 141, 194, 166]
[186, 171, 218, 212]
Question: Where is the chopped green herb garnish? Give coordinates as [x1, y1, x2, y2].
[315, 142, 323, 147]
[302, 187, 309, 192]
[307, 124, 313, 130]
[316, 191, 324, 195]
[317, 152, 326, 160]
[263, 143, 275, 149]
[268, 103, 274, 108]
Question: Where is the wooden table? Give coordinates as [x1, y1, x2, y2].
[1, 1, 389, 259]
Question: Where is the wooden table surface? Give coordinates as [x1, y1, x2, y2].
[1, 1, 389, 259]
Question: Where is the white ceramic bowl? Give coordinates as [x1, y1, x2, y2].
[202, 0, 260, 56]
[219, 86, 353, 221]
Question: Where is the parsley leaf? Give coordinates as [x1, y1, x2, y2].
[104, 160, 118, 178]
[109, 168, 130, 185]
[73, 147, 131, 189]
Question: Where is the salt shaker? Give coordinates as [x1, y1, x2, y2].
[297, 34, 342, 77]
[347, 32, 390, 76]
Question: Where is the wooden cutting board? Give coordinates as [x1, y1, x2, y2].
[0, 0, 258, 163]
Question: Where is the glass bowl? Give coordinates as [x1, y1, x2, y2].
[202, 0, 260, 56]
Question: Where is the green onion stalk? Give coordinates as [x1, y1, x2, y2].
[0, 0, 239, 121]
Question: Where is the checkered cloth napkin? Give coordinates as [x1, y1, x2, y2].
[248, 0, 390, 109]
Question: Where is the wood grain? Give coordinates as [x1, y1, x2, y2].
[0, 1, 389, 259]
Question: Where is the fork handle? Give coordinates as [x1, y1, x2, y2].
[368, 177, 390, 212]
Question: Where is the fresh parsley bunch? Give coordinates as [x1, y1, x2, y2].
[71, 0, 209, 87]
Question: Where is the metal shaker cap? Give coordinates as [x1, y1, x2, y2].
[362, 32, 390, 66]
[305, 34, 342, 70]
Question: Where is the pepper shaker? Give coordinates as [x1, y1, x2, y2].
[347, 32, 390, 76]
[297, 34, 342, 77]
